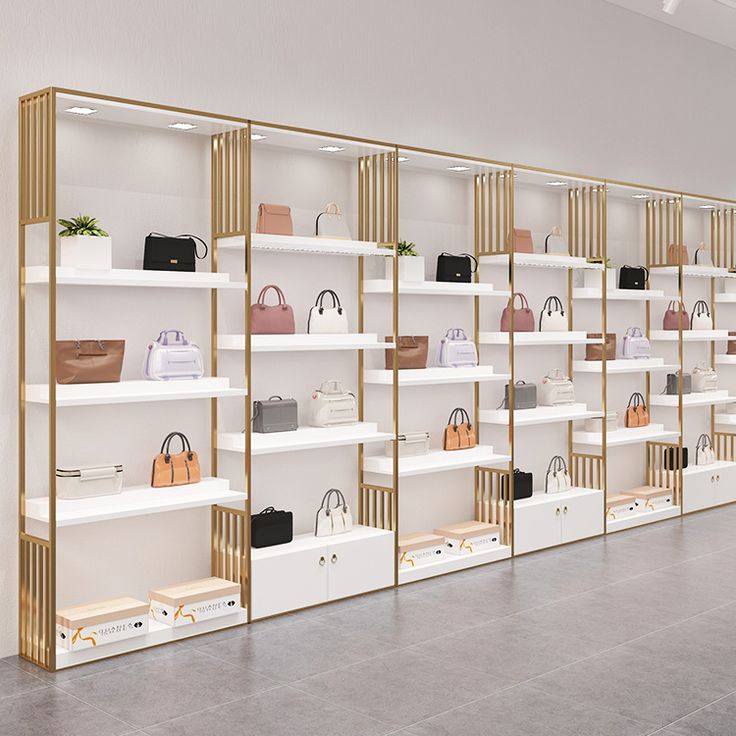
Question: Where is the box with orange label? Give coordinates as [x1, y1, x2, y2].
[433, 521, 500, 556]
[56, 597, 149, 651]
[398, 532, 446, 570]
[149, 577, 241, 628]
[627, 486, 674, 512]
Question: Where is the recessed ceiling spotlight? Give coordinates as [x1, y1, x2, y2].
[251, 133, 267, 141]
[447, 165, 470, 172]
[318, 145, 345, 153]
[632, 193, 650, 199]
[398, 156, 409, 163]
[546, 181, 568, 187]
[699, 204, 716, 209]
[662, 0, 683, 14]
[65, 106, 97, 116]
[168, 122, 197, 131]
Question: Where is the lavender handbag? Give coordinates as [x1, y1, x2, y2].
[621, 327, 651, 359]
[251, 285, 296, 335]
[437, 328, 478, 368]
[143, 330, 203, 381]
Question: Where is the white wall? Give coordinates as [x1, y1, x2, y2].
[2, 0, 736, 657]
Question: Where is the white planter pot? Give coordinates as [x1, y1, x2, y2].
[385, 255, 425, 283]
[583, 268, 615, 290]
[60, 235, 112, 270]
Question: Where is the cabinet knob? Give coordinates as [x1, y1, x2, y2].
[319, 556, 326, 566]
[563, 506, 569, 514]
[555, 507, 561, 516]
[331, 554, 338, 564]
[717, 475, 721, 482]
[711, 476, 716, 483]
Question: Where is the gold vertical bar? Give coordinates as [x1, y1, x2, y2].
[372, 154, 378, 242]
[358, 158, 364, 241]
[480, 174, 486, 255]
[731, 209, 735, 270]
[224, 132, 231, 234]
[666, 198, 671, 259]
[495, 172, 501, 250]
[659, 199, 664, 266]
[30, 98, 37, 220]
[588, 186, 593, 258]
[244, 123, 252, 619]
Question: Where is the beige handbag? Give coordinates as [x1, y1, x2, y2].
[667, 243, 689, 266]
[385, 336, 429, 369]
[56, 339, 125, 384]
[256, 203, 293, 236]
[443, 408, 476, 451]
[151, 432, 200, 488]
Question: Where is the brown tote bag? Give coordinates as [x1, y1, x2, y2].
[728, 331, 736, 355]
[56, 339, 125, 384]
[442, 408, 477, 451]
[625, 392, 649, 428]
[510, 228, 534, 254]
[151, 432, 201, 488]
[256, 203, 293, 236]
[667, 244, 689, 266]
[586, 333, 616, 361]
[384, 336, 429, 370]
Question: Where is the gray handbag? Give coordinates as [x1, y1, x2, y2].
[503, 380, 537, 410]
[252, 395, 298, 433]
[665, 372, 692, 396]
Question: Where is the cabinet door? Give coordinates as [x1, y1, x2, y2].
[251, 544, 329, 619]
[327, 531, 394, 601]
[683, 471, 716, 513]
[513, 502, 562, 555]
[715, 465, 736, 507]
[561, 492, 603, 544]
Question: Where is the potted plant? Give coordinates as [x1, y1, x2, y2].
[385, 240, 425, 282]
[583, 258, 616, 290]
[58, 215, 112, 270]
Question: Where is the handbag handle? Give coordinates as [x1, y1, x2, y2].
[626, 326, 643, 338]
[159, 432, 193, 461]
[148, 232, 208, 260]
[545, 368, 565, 381]
[441, 252, 478, 273]
[544, 226, 564, 253]
[318, 379, 343, 394]
[622, 265, 649, 282]
[691, 300, 710, 320]
[539, 296, 564, 329]
[257, 284, 287, 308]
[447, 407, 471, 429]
[544, 455, 568, 493]
[510, 292, 530, 310]
[323, 202, 341, 215]
[444, 328, 468, 341]
[627, 392, 646, 409]
[696, 433, 712, 450]
[667, 299, 687, 314]
[315, 289, 343, 313]
[156, 329, 187, 346]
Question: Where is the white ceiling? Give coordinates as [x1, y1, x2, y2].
[604, 0, 736, 50]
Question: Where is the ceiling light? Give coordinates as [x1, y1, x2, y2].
[699, 204, 716, 209]
[632, 193, 650, 199]
[168, 122, 197, 131]
[398, 156, 409, 162]
[546, 181, 568, 187]
[447, 165, 470, 172]
[65, 106, 97, 116]
[318, 145, 344, 153]
[251, 133, 267, 141]
[662, 0, 683, 13]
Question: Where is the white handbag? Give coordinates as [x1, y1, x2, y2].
[690, 300, 713, 331]
[539, 368, 575, 406]
[545, 455, 572, 494]
[692, 363, 718, 392]
[693, 242, 713, 267]
[315, 202, 351, 240]
[315, 489, 353, 537]
[309, 380, 358, 427]
[437, 328, 478, 368]
[544, 225, 567, 255]
[143, 329, 204, 381]
[56, 465, 123, 500]
[695, 433, 716, 465]
[539, 296, 567, 331]
[307, 290, 349, 334]
[621, 327, 651, 359]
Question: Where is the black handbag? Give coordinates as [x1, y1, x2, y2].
[618, 265, 649, 290]
[436, 252, 478, 283]
[502, 468, 533, 501]
[664, 446, 688, 470]
[143, 232, 208, 272]
[251, 506, 293, 548]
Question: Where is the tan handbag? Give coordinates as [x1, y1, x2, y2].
[256, 203, 293, 236]
[667, 243, 689, 266]
[55, 339, 125, 384]
[384, 336, 429, 370]
[151, 432, 200, 488]
[510, 228, 534, 254]
[585, 333, 616, 361]
[728, 331, 736, 355]
[624, 392, 649, 428]
[442, 408, 477, 451]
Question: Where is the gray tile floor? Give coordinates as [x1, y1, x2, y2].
[4, 505, 736, 735]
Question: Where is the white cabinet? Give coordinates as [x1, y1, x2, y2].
[514, 489, 604, 555]
[683, 462, 736, 513]
[251, 525, 394, 619]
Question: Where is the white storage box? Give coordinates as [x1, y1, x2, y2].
[56, 464, 123, 500]
[149, 577, 240, 627]
[56, 596, 148, 651]
[398, 532, 445, 569]
[385, 431, 430, 458]
[584, 411, 618, 433]
[605, 493, 637, 521]
[434, 521, 500, 556]
[628, 486, 674, 512]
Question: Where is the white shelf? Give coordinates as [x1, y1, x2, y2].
[481, 253, 603, 270]
[398, 544, 511, 584]
[24, 266, 246, 290]
[683, 460, 736, 477]
[715, 354, 736, 365]
[572, 287, 671, 301]
[218, 233, 386, 257]
[514, 487, 603, 509]
[480, 404, 602, 427]
[715, 413, 736, 425]
[363, 445, 510, 477]
[650, 330, 728, 342]
[26, 378, 246, 407]
[651, 265, 728, 279]
[218, 333, 391, 353]
[218, 423, 391, 456]
[714, 293, 736, 303]
[572, 358, 678, 374]
[479, 331, 598, 346]
[573, 424, 679, 448]
[25, 478, 244, 527]
[364, 366, 510, 386]
[650, 391, 735, 408]
[362, 280, 509, 297]
[607, 505, 680, 532]
[56, 607, 248, 669]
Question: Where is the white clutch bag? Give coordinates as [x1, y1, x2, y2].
[309, 380, 358, 427]
[692, 363, 718, 392]
[315, 202, 351, 239]
[56, 465, 123, 500]
[315, 489, 353, 537]
[307, 290, 349, 334]
[538, 368, 575, 406]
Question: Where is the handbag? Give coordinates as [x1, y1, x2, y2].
[251, 507, 293, 548]
[315, 489, 353, 537]
[385, 336, 429, 369]
[618, 265, 649, 290]
[696, 434, 716, 465]
[501, 469, 533, 501]
[538, 369, 575, 406]
[666, 371, 692, 395]
[436, 252, 478, 283]
[663, 301, 690, 330]
[309, 380, 358, 426]
[624, 392, 649, 428]
[621, 327, 651, 359]
[664, 446, 688, 470]
[500, 293, 535, 332]
[256, 203, 293, 236]
[56, 465, 123, 500]
[150, 432, 200, 488]
[667, 243, 689, 266]
[545, 455, 572, 494]
[728, 331, 736, 355]
[692, 363, 718, 392]
[385, 431, 430, 458]
[143, 233, 208, 272]
[56, 339, 125, 384]
[691, 300, 713, 331]
[502, 380, 537, 410]
[307, 290, 349, 334]
[251, 285, 296, 335]
[143, 329, 203, 381]
[315, 202, 351, 239]
[442, 407, 477, 451]
[252, 396, 298, 433]
[538, 296, 567, 331]
[511, 228, 534, 254]
[585, 334, 616, 361]
[437, 328, 478, 368]
[544, 226, 567, 255]
[694, 242, 713, 267]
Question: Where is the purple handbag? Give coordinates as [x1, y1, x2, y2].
[143, 330, 203, 381]
[251, 285, 296, 335]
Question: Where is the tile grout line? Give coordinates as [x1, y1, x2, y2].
[646, 685, 736, 735]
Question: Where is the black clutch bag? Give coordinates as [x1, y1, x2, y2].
[664, 446, 688, 470]
[143, 232, 208, 272]
[502, 468, 533, 501]
[436, 252, 478, 283]
[251, 506, 293, 548]
[618, 265, 649, 290]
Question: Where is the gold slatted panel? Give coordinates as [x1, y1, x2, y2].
[475, 467, 511, 546]
[358, 483, 395, 530]
[710, 207, 736, 270]
[211, 506, 248, 607]
[476, 172, 512, 255]
[212, 130, 246, 238]
[571, 453, 603, 490]
[19, 534, 51, 669]
[568, 186, 604, 259]
[358, 153, 396, 243]
[19, 91, 52, 224]
[646, 441, 682, 504]
[646, 198, 682, 267]
[715, 432, 736, 461]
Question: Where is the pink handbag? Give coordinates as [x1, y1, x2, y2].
[500, 293, 535, 332]
[663, 300, 690, 331]
[256, 204, 293, 236]
[511, 228, 534, 254]
[251, 285, 296, 335]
